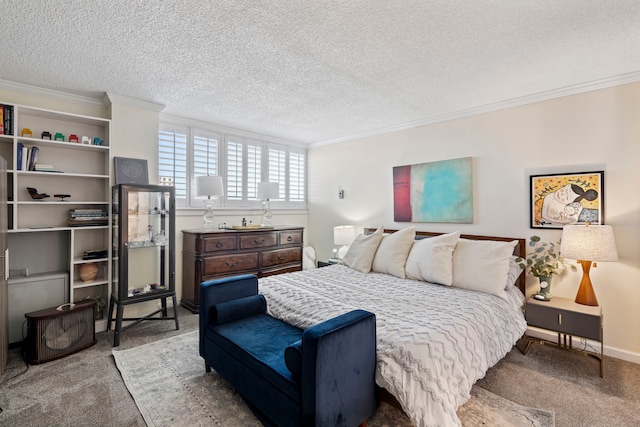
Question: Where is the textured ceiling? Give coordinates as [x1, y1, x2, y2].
[1, 1, 640, 144]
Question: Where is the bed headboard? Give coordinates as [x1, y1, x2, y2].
[363, 228, 526, 294]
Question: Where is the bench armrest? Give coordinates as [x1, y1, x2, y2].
[301, 309, 377, 426]
[199, 274, 258, 356]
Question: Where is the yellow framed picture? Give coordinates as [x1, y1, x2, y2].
[530, 171, 604, 229]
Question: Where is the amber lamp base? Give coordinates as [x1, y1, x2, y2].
[574, 260, 599, 306]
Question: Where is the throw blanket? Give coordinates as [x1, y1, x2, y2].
[259, 265, 527, 427]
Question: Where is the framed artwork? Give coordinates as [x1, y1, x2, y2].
[393, 157, 473, 223]
[114, 157, 149, 185]
[530, 170, 604, 229]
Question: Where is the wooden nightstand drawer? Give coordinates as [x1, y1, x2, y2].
[526, 297, 602, 341]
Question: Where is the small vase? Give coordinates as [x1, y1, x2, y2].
[537, 275, 552, 300]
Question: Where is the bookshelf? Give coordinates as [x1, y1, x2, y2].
[0, 102, 111, 336]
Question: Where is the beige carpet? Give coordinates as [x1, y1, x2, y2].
[113, 331, 554, 426]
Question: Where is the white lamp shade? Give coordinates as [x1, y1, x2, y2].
[196, 175, 224, 198]
[334, 225, 356, 246]
[560, 224, 618, 262]
[258, 182, 279, 200]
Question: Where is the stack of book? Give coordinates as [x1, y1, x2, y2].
[16, 143, 45, 171]
[0, 104, 13, 135]
[34, 164, 63, 173]
[68, 209, 108, 227]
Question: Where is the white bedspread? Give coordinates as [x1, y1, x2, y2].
[259, 265, 527, 427]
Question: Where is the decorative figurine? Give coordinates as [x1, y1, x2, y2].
[54, 132, 65, 141]
[81, 136, 91, 144]
[21, 128, 32, 137]
[68, 134, 79, 143]
[27, 187, 50, 199]
[41, 131, 51, 140]
[54, 194, 71, 201]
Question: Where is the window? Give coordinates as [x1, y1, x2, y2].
[158, 121, 306, 209]
[158, 125, 187, 202]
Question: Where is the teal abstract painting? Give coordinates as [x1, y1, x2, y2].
[393, 157, 473, 223]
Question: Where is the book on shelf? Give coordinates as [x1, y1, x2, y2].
[68, 209, 108, 226]
[34, 164, 63, 173]
[17, 142, 23, 170]
[27, 146, 39, 171]
[21, 145, 28, 170]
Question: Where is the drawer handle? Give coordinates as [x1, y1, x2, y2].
[254, 239, 265, 245]
[287, 236, 293, 242]
[225, 261, 239, 267]
[558, 314, 562, 325]
[216, 242, 224, 248]
[277, 255, 286, 260]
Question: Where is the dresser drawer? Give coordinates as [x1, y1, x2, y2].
[239, 232, 277, 249]
[526, 302, 601, 341]
[262, 247, 302, 268]
[279, 230, 303, 245]
[201, 236, 237, 253]
[202, 253, 259, 275]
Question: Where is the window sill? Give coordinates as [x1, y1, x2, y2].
[177, 207, 308, 217]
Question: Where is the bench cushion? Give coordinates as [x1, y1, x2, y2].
[207, 313, 303, 402]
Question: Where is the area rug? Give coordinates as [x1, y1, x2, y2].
[113, 331, 554, 427]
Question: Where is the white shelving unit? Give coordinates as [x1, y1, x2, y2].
[1, 102, 111, 334]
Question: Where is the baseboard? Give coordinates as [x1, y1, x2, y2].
[526, 327, 640, 365]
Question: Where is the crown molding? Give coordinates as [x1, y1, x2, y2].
[103, 93, 165, 112]
[311, 70, 640, 148]
[0, 78, 105, 108]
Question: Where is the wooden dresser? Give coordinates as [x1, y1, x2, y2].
[181, 226, 304, 313]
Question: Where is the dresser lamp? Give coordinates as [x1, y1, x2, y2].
[333, 225, 356, 260]
[257, 182, 279, 226]
[560, 224, 618, 306]
[195, 175, 224, 229]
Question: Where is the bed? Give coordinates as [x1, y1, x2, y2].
[258, 227, 527, 427]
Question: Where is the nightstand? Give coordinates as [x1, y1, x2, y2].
[525, 296, 603, 377]
[317, 259, 340, 268]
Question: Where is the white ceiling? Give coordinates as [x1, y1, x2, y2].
[2, 1, 640, 145]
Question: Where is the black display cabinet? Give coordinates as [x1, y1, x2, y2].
[107, 184, 179, 346]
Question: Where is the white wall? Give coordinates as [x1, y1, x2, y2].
[307, 81, 640, 361]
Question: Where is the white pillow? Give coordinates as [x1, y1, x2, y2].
[342, 226, 384, 273]
[405, 231, 461, 286]
[451, 238, 518, 299]
[371, 227, 416, 278]
[505, 255, 524, 289]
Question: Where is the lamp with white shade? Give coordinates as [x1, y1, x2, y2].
[195, 175, 224, 229]
[333, 225, 356, 260]
[257, 182, 279, 226]
[560, 224, 618, 306]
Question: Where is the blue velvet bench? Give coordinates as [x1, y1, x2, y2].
[199, 274, 377, 427]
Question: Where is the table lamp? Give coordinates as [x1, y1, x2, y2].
[257, 182, 279, 226]
[333, 225, 356, 260]
[560, 224, 618, 306]
[195, 175, 224, 228]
